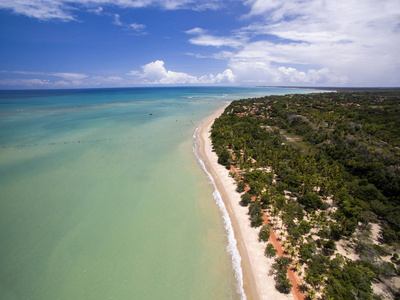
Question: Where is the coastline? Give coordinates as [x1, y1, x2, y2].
[194, 104, 292, 300]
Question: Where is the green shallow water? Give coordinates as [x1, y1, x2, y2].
[0, 103, 237, 299]
[0, 87, 325, 299]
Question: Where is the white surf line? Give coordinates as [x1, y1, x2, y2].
[193, 123, 246, 300]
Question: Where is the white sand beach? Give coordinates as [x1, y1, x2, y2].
[195, 106, 293, 300]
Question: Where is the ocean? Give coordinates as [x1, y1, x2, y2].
[0, 86, 323, 299]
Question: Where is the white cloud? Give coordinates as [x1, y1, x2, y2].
[186, 0, 400, 86]
[244, 0, 281, 17]
[185, 27, 207, 35]
[113, 13, 123, 26]
[54, 80, 71, 86]
[241, 0, 400, 85]
[186, 26, 247, 49]
[184, 52, 209, 59]
[225, 40, 352, 85]
[0, 0, 75, 21]
[0, 61, 235, 88]
[112, 13, 146, 33]
[129, 23, 146, 31]
[142, 60, 199, 84]
[0, 70, 88, 80]
[129, 60, 235, 84]
[125, 70, 141, 76]
[277, 67, 347, 85]
[0, 78, 51, 88]
[212, 51, 235, 60]
[189, 34, 244, 48]
[52, 72, 88, 80]
[0, 70, 126, 89]
[87, 6, 103, 14]
[199, 69, 235, 83]
[2, 0, 399, 87]
[277, 67, 308, 83]
[185, 50, 235, 60]
[0, 0, 223, 21]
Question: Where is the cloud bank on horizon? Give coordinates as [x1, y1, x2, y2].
[0, 0, 399, 88]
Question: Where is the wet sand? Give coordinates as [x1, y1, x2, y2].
[195, 106, 292, 300]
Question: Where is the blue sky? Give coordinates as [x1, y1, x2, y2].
[0, 0, 399, 89]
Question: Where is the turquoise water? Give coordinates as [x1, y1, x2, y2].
[0, 87, 324, 299]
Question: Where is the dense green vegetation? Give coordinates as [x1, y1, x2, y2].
[259, 224, 271, 242]
[270, 257, 293, 293]
[211, 89, 400, 299]
[265, 243, 278, 258]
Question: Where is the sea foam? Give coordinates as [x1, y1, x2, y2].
[193, 123, 246, 300]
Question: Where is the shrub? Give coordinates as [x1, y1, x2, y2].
[217, 148, 231, 167]
[299, 220, 311, 234]
[251, 214, 264, 228]
[236, 181, 246, 193]
[299, 193, 324, 212]
[240, 193, 252, 207]
[275, 272, 292, 294]
[299, 242, 315, 262]
[265, 243, 278, 258]
[272, 257, 292, 294]
[259, 224, 271, 242]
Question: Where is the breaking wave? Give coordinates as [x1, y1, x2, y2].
[193, 123, 246, 300]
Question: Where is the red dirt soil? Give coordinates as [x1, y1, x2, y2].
[231, 165, 304, 300]
[231, 164, 304, 300]
[263, 214, 304, 300]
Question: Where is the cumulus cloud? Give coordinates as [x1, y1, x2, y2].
[141, 60, 198, 83]
[277, 67, 347, 85]
[0, 61, 235, 88]
[129, 60, 235, 84]
[225, 40, 350, 84]
[2, 0, 399, 87]
[246, 0, 400, 85]
[200, 69, 235, 83]
[187, 0, 400, 86]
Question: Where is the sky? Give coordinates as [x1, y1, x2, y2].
[0, 0, 399, 89]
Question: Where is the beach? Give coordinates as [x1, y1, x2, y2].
[0, 87, 321, 299]
[195, 105, 293, 300]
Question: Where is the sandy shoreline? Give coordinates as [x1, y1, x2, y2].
[195, 105, 292, 300]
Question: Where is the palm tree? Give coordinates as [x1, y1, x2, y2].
[306, 289, 317, 300]
[285, 243, 293, 256]
[293, 261, 302, 272]
[278, 231, 285, 241]
[298, 282, 308, 293]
